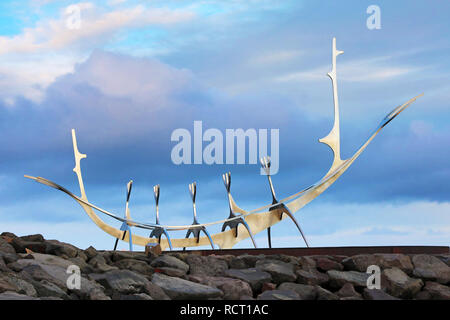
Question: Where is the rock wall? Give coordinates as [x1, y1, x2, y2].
[0, 233, 449, 300]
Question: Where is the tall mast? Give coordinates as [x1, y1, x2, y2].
[319, 37, 345, 177]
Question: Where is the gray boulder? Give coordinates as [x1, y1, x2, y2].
[185, 255, 227, 276]
[18, 265, 66, 289]
[315, 286, 339, 300]
[20, 234, 45, 242]
[155, 267, 186, 278]
[264, 254, 299, 264]
[120, 293, 153, 300]
[90, 269, 168, 300]
[340, 296, 363, 300]
[211, 254, 233, 266]
[28, 253, 73, 268]
[336, 283, 362, 298]
[0, 272, 38, 298]
[89, 269, 149, 295]
[229, 257, 247, 269]
[0, 276, 19, 293]
[382, 267, 423, 298]
[1, 232, 17, 239]
[89, 288, 111, 300]
[295, 268, 329, 286]
[278, 282, 316, 300]
[327, 270, 369, 289]
[297, 256, 317, 270]
[11, 255, 105, 299]
[0, 252, 18, 264]
[0, 237, 16, 255]
[0, 256, 8, 272]
[374, 254, 414, 274]
[230, 255, 260, 269]
[44, 240, 79, 258]
[412, 254, 450, 284]
[69, 256, 94, 274]
[111, 251, 149, 263]
[224, 268, 272, 292]
[257, 289, 300, 300]
[188, 275, 253, 300]
[435, 254, 449, 267]
[84, 246, 98, 260]
[89, 254, 118, 273]
[341, 254, 413, 274]
[10, 238, 46, 254]
[0, 291, 39, 300]
[32, 280, 70, 300]
[342, 254, 378, 272]
[115, 258, 153, 276]
[314, 257, 344, 272]
[151, 255, 189, 274]
[421, 281, 450, 300]
[0, 272, 37, 297]
[255, 259, 296, 284]
[97, 251, 111, 263]
[363, 288, 400, 300]
[152, 273, 222, 300]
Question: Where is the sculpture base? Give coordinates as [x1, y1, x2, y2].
[171, 246, 449, 256]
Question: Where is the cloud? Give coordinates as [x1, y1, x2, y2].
[362, 227, 409, 236]
[0, 52, 82, 102]
[0, 49, 319, 196]
[0, 4, 195, 55]
[275, 55, 422, 83]
[108, 0, 127, 5]
[0, 49, 448, 206]
[0, 3, 196, 104]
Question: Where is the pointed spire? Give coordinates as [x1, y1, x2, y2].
[153, 184, 160, 224]
[149, 184, 173, 250]
[260, 156, 277, 204]
[189, 182, 197, 220]
[184, 182, 215, 249]
[319, 37, 346, 177]
[125, 180, 133, 220]
[221, 172, 257, 248]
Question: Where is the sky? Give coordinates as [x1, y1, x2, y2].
[0, 0, 448, 250]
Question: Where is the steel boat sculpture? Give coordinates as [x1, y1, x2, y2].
[25, 38, 422, 251]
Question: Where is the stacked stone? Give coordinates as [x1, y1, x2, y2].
[0, 232, 449, 300]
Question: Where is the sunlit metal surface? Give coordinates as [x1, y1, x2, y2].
[149, 184, 173, 250]
[183, 182, 215, 250]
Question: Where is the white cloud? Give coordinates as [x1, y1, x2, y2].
[0, 3, 196, 104]
[69, 51, 195, 103]
[0, 4, 194, 55]
[108, 0, 128, 5]
[0, 52, 84, 102]
[275, 55, 422, 83]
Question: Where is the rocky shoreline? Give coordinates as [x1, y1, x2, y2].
[0, 232, 449, 300]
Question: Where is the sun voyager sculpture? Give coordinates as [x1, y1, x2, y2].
[26, 38, 422, 251]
